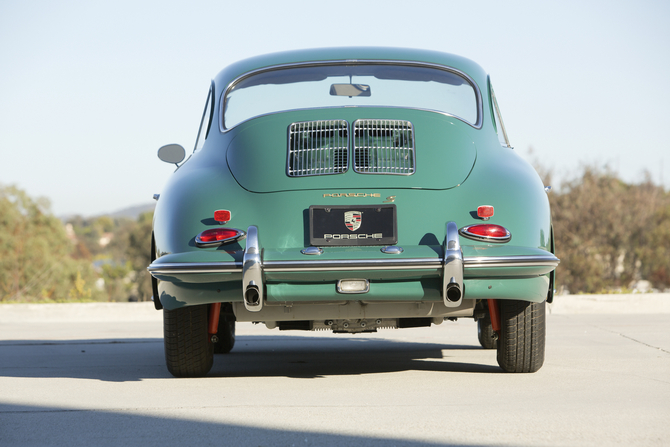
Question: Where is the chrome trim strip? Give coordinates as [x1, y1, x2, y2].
[264, 260, 442, 272]
[219, 59, 483, 132]
[148, 262, 241, 274]
[464, 255, 560, 268]
[148, 253, 559, 275]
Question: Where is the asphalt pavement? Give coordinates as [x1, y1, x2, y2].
[1, 295, 668, 446]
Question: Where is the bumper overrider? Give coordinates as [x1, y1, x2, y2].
[149, 222, 559, 314]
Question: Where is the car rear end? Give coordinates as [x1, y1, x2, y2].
[149, 49, 558, 376]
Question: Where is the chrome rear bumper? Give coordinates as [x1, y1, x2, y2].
[149, 223, 559, 309]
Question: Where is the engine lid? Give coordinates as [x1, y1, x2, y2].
[226, 110, 477, 193]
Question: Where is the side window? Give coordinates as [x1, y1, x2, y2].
[491, 87, 511, 148]
[194, 85, 214, 152]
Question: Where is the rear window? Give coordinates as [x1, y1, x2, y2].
[223, 63, 480, 129]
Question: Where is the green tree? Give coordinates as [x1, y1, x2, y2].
[126, 211, 153, 301]
[0, 185, 101, 302]
[100, 261, 133, 301]
[540, 165, 670, 293]
[636, 204, 670, 288]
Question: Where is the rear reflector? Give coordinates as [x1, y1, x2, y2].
[214, 210, 231, 223]
[195, 228, 246, 247]
[459, 224, 511, 243]
[477, 205, 494, 220]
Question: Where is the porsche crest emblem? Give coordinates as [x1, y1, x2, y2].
[344, 211, 362, 232]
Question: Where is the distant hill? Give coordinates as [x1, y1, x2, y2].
[107, 203, 155, 219]
[58, 203, 155, 222]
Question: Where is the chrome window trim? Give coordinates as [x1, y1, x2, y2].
[491, 87, 511, 148]
[219, 60, 483, 132]
[148, 254, 559, 275]
[193, 82, 215, 153]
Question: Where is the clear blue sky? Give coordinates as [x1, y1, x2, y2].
[1, 0, 668, 216]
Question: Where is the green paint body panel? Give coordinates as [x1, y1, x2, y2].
[156, 276, 550, 309]
[151, 48, 557, 312]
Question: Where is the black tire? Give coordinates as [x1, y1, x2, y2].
[496, 300, 545, 373]
[213, 318, 235, 354]
[477, 312, 498, 349]
[164, 304, 213, 377]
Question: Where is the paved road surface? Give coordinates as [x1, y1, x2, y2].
[1, 298, 668, 446]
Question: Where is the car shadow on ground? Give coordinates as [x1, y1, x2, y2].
[211, 335, 499, 378]
[0, 335, 499, 382]
[0, 402, 495, 447]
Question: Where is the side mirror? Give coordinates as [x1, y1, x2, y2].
[157, 144, 185, 165]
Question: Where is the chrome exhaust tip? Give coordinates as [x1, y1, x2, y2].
[445, 279, 462, 303]
[244, 284, 260, 306]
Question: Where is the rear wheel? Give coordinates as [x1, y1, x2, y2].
[164, 304, 213, 377]
[496, 300, 545, 373]
[477, 312, 498, 349]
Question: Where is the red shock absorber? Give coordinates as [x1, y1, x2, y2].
[487, 299, 501, 333]
[208, 302, 221, 335]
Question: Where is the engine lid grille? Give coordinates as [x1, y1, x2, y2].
[353, 119, 415, 175]
[287, 120, 349, 177]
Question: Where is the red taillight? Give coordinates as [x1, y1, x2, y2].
[199, 228, 239, 242]
[214, 210, 231, 223]
[477, 205, 494, 220]
[459, 224, 511, 243]
[195, 228, 246, 247]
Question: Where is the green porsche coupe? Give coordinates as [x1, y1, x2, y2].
[149, 47, 559, 377]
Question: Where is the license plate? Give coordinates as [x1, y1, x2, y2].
[309, 205, 397, 246]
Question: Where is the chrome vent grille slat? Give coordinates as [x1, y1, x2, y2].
[353, 119, 415, 175]
[288, 120, 349, 177]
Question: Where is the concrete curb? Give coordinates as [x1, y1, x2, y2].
[548, 293, 670, 314]
[1, 294, 668, 322]
[0, 302, 161, 323]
